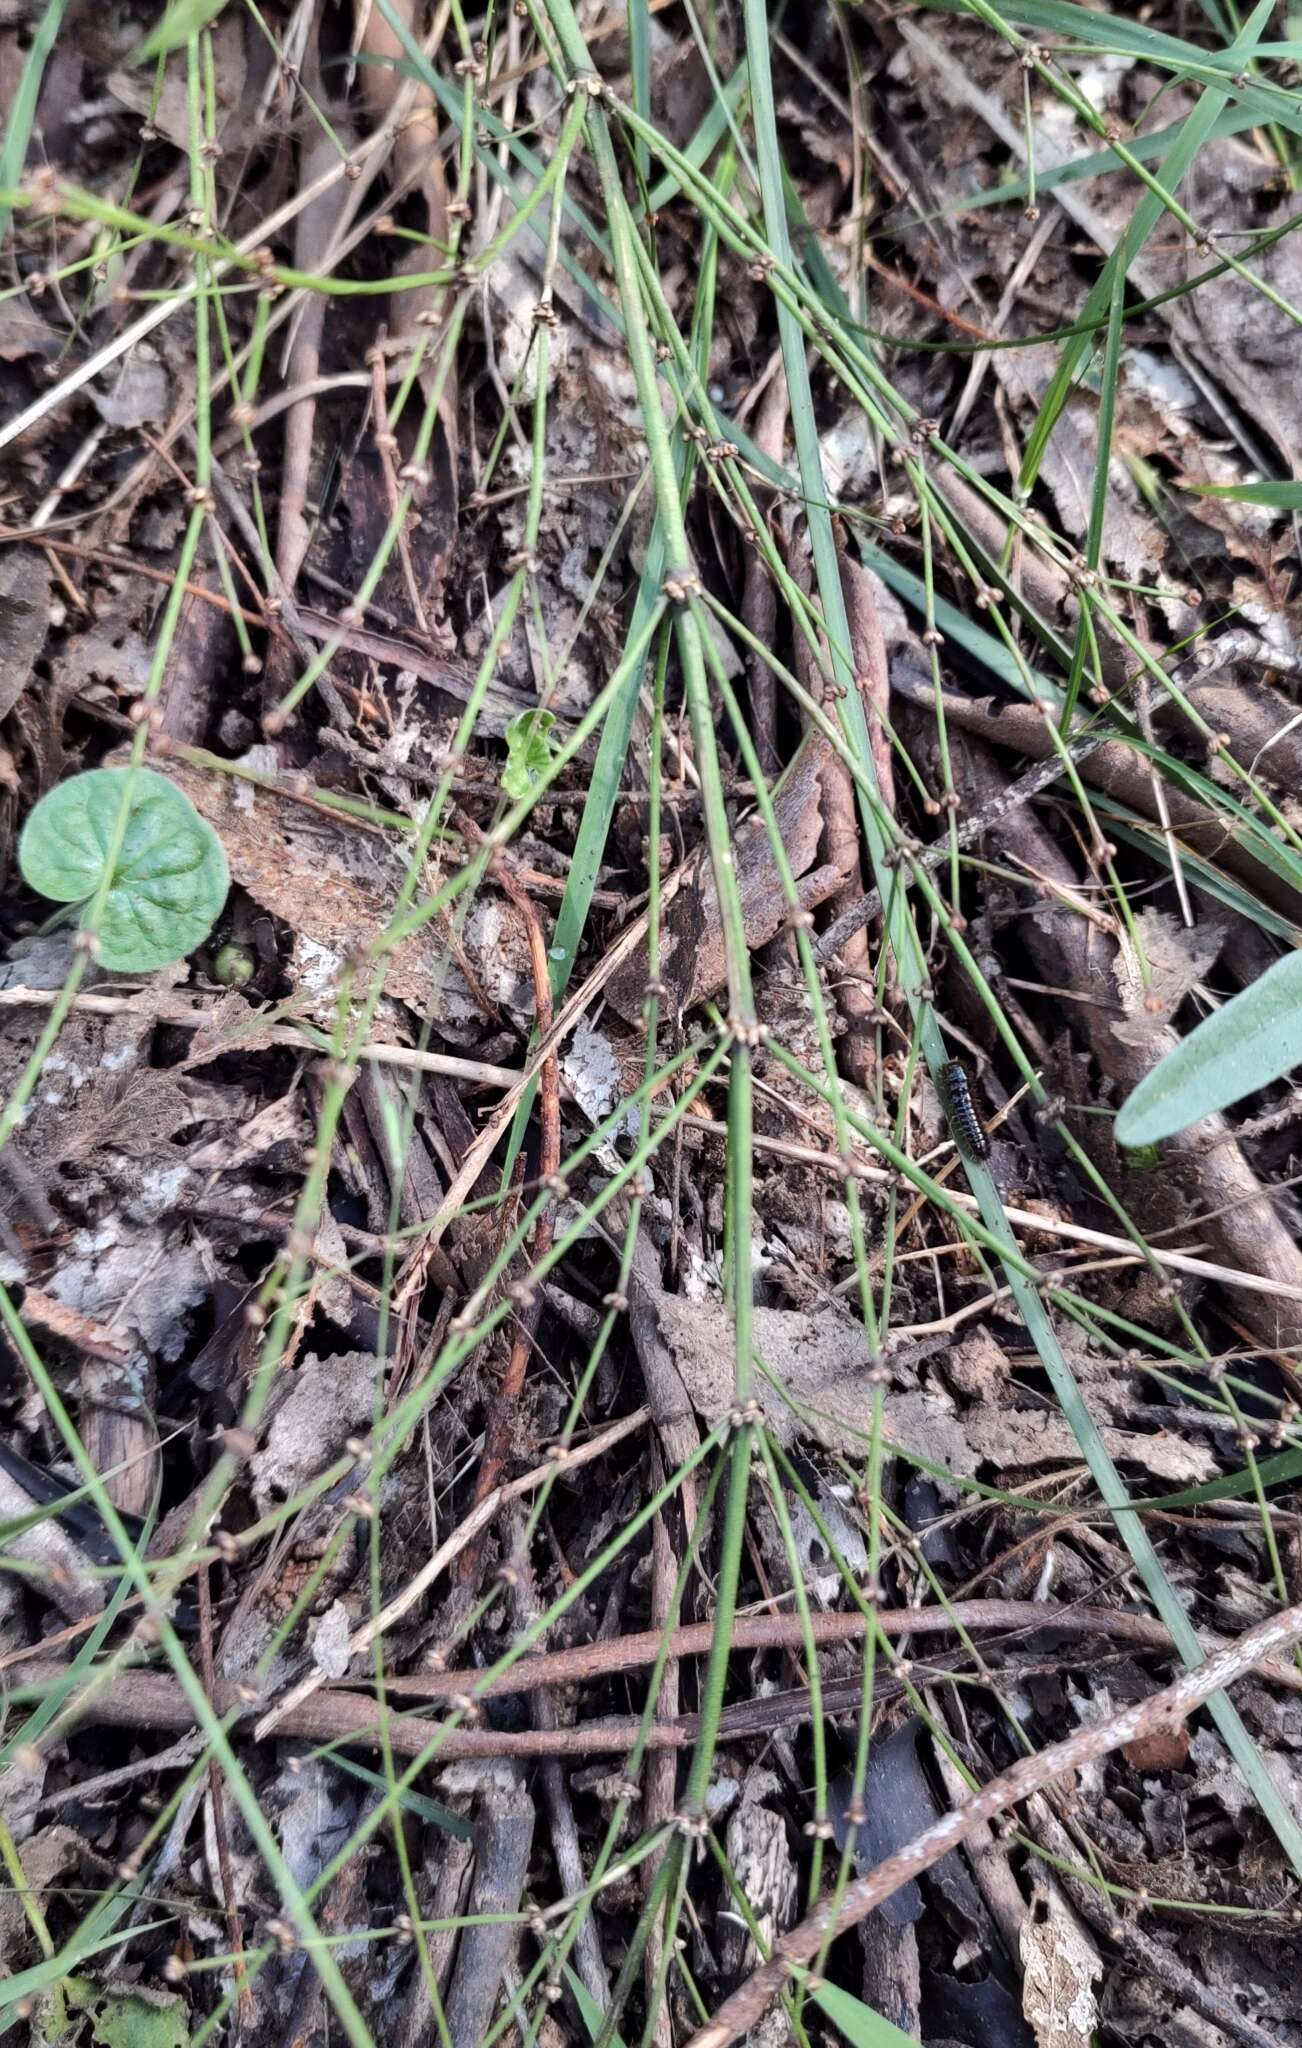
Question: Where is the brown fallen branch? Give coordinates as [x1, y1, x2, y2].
[0, 984, 523, 1091]
[274, 20, 350, 598]
[684, 1595, 1302, 2048]
[814, 722, 1111, 967]
[787, 541, 877, 1089]
[889, 665, 1302, 926]
[17, 1596, 1302, 1770]
[442, 1774, 535, 2048]
[5, 1642, 1071, 1766]
[364, 1597, 1302, 1704]
[626, 1224, 701, 1486]
[643, 1443, 682, 2048]
[509, 1521, 610, 2016]
[12, 1657, 847, 1763]
[198, 1567, 251, 2023]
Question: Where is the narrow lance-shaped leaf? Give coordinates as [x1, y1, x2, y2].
[132, 0, 230, 62]
[809, 1976, 921, 2048]
[1115, 947, 1302, 1146]
[1189, 479, 1302, 509]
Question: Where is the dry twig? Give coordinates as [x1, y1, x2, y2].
[685, 1596, 1302, 2048]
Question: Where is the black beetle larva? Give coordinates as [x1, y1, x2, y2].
[942, 1059, 990, 1161]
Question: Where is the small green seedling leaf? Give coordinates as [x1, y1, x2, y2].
[502, 708, 559, 802]
[132, 0, 230, 63]
[19, 766, 229, 973]
[317, 1754, 472, 1836]
[62, 1977, 190, 2048]
[1188, 479, 1302, 510]
[1114, 947, 1302, 1147]
[1121, 1140, 1162, 1173]
[562, 1963, 627, 2048]
[212, 940, 255, 987]
[804, 1974, 918, 2047]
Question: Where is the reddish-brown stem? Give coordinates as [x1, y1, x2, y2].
[19, 1595, 1302, 1775]
[368, 338, 430, 633]
[199, 1567, 251, 2022]
[458, 842, 561, 1582]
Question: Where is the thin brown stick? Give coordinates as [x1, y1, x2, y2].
[17, 1599, 1302, 1799]
[841, 551, 894, 814]
[828, 545, 897, 1084]
[742, 372, 789, 783]
[509, 1517, 610, 2015]
[813, 726, 1109, 966]
[0, 530, 266, 623]
[19, 1595, 1302, 1762]
[684, 1597, 1302, 2048]
[10, 1643, 963, 1764]
[360, 1597, 1302, 1704]
[274, 15, 346, 597]
[10, 1661, 691, 1760]
[457, 845, 561, 1584]
[643, 1443, 680, 2048]
[369, 336, 430, 633]
[790, 563, 874, 1087]
[665, 1107, 1302, 1306]
[198, 1567, 251, 2022]
[0, 986, 523, 1090]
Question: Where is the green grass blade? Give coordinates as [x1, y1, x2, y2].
[806, 1976, 919, 2048]
[946, 101, 1283, 216]
[1120, 1444, 1302, 1513]
[0, 0, 69, 244]
[1190, 479, 1302, 508]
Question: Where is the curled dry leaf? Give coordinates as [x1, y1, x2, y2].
[0, 548, 51, 725]
[606, 737, 849, 1022]
[156, 753, 534, 1020]
[653, 1294, 1215, 1485]
[310, 1599, 356, 1680]
[106, 10, 248, 153]
[250, 1350, 379, 1513]
[1112, 907, 1228, 1045]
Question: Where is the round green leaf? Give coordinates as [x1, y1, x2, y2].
[1114, 947, 1302, 1147]
[19, 766, 229, 973]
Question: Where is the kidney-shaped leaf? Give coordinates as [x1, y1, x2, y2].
[1115, 947, 1302, 1147]
[19, 766, 229, 973]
